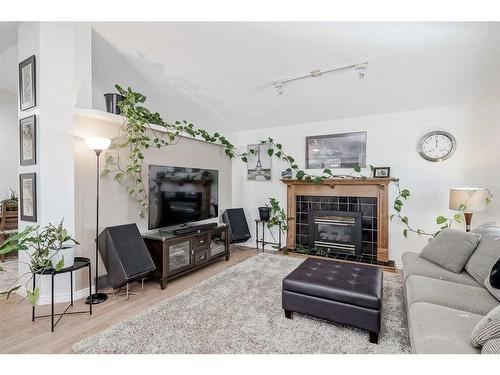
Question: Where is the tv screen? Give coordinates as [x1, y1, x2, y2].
[148, 165, 219, 230]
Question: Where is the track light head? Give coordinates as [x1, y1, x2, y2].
[274, 82, 284, 95]
[355, 63, 368, 79]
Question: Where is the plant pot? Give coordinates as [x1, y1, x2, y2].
[258, 207, 271, 221]
[50, 245, 75, 270]
[104, 93, 125, 115]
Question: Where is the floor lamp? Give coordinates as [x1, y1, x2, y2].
[84, 136, 112, 305]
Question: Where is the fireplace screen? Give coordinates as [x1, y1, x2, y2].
[309, 211, 362, 255]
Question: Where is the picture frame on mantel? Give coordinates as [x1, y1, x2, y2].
[19, 55, 36, 111]
[305, 131, 367, 169]
[19, 173, 37, 222]
[373, 167, 391, 178]
[19, 115, 36, 166]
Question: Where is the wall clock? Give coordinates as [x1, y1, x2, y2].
[417, 130, 456, 162]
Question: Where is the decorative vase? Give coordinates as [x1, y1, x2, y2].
[50, 245, 75, 269]
[258, 207, 271, 221]
[104, 93, 125, 115]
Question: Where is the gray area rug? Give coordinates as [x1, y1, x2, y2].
[73, 254, 410, 354]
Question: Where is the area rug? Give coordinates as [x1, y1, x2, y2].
[73, 254, 410, 354]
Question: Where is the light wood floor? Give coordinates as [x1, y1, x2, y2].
[0, 246, 258, 354]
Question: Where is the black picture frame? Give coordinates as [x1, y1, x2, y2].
[19, 173, 37, 222]
[373, 167, 391, 178]
[19, 115, 36, 166]
[19, 55, 36, 111]
[305, 131, 367, 169]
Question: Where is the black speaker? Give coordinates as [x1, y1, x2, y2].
[222, 208, 251, 243]
[98, 223, 156, 289]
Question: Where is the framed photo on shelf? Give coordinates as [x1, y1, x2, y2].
[305, 131, 366, 169]
[19, 173, 37, 222]
[247, 143, 272, 181]
[19, 55, 36, 111]
[19, 115, 36, 166]
[373, 167, 391, 178]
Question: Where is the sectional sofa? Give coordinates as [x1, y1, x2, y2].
[402, 223, 500, 354]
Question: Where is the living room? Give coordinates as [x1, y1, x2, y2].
[1, 0, 500, 372]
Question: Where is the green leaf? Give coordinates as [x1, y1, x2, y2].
[401, 216, 408, 224]
[27, 287, 40, 305]
[267, 149, 274, 157]
[323, 168, 332, 175]
[453, 213, 464, 223]
[241, 157, 248, 163]
[436, 216, 447, 225]
[353, 165, 361, 173]
[313, 176, 322, 185]
[55, 256, 65, 272]
[296, 170, 305, 180]
[403, 229, 408, 238]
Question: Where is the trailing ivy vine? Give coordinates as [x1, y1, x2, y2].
[104, 85, 493, 240]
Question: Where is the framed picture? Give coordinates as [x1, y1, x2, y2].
[373, 167, 391, 178]
[19, 115, 36, 166]
[306, 131, 367, 169]
[19, 55, 36, 111]
[247, 143, 272, 181]
[19, 173, 37, 222]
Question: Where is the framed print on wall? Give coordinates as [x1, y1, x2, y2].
[19, 115, 36, 166]
[19, 173, 37, 222]
[247, 143, 272, 181]
[305, 131, 367, 169]
[19, 55, 36, 111]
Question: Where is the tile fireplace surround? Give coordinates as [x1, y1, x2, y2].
[282, 178, 394, 267]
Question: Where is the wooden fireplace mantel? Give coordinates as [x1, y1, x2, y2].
[282, 178, 392, 262]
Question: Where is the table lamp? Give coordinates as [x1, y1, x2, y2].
[449, 187, 488, 232]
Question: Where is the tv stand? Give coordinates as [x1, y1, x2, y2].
[143, 224, 229, 289]
[172, 222, 218, 235]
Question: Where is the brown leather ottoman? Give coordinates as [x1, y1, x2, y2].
[282, 257, 383, 343]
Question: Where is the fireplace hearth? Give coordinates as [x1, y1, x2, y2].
[308, 211, 362, 255]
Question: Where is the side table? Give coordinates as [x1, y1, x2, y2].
[32, 256, 93, 332]
[255, 219, 282, 252]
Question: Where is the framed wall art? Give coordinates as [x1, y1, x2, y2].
[306, 131, 366, 169]
[247, 143, 272, 181]
[19, 173, 37, 222]
[19, 115, 36, 166]
[19, 55, 36, 111]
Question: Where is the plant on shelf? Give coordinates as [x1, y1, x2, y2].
[0, 220, 78, 304]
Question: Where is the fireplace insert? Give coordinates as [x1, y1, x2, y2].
[308, 211, 362, 255]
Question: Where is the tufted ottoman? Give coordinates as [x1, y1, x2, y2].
[282, 257, 383, 343]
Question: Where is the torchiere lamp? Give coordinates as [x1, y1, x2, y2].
[84, 136, 112, 305]
[449, 187, 488, 232]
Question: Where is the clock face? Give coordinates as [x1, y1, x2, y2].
[418, 131, 456, 162]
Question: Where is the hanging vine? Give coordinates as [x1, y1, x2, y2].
[103, 85, 492, 240]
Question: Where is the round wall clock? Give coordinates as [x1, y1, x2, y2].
[417, 130, 457, 162]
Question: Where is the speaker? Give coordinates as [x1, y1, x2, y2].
[222, 208, 251, 243]
[98, 223, 156, 289]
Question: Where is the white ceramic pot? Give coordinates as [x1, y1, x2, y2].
[50, 245, 75, 269]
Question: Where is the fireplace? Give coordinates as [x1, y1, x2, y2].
[308, 211, 362, 255]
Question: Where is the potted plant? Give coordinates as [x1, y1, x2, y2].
[104, 92, 125, 115]
[0, 219, 78, 304]
[258, 205, 271, 221]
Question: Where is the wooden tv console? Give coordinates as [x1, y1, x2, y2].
[143, 224, 230, 289]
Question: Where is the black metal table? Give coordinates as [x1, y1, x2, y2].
[32, 256, 92, 332]
[255, 219, 282, 252]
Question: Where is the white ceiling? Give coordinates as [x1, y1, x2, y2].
[0, 22, 19, 53]
[96, 22, 500, 131]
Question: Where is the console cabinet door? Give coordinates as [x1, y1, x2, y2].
[208, 228, 227, 260]
[167, 238, 192, 276]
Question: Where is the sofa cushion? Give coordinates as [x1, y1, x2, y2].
[419, 229, 481, 273]
[485, 258, 500, 302]
[466, 222, 500, 285]
[482, 338, 500, 354]
[408, 302, 482, 354]
[405, 275, 498, 315]
[471, 305, 500, 348]
[402, 252, 480, 287]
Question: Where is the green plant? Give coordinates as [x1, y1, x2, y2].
[0, 220, 78, 304]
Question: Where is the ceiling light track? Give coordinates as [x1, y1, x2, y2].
[272, 61, 368, 95]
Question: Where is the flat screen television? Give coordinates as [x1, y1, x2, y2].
[148, 165, 219, 230]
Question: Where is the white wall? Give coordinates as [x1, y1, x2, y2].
[230, 95, 500, 266]
[0, 90, 18, 200]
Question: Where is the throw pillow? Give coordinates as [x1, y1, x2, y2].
[471, 305, 500, 348]
[482, 338, 500, 354]
[420, 228, 481, 273]
[484, 257, 500, 302]
[465, 222, 500, 285]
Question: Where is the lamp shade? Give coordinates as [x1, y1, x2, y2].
[85, 137, 111, 151]
[449, 188, 488, 213]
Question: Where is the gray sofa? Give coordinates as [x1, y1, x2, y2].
[402, 225, 500, 353]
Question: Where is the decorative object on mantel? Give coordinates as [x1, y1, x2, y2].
[373, 167, 390, 178]
[417, 130, 456, 162]
[281, 168, 292, 180]
[84, 136, 112, 306]
[18, 55, 36, 111]
[449, 187, 489, 232]
[104, 93, 125, 115]
[305, 132, 366, 169]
